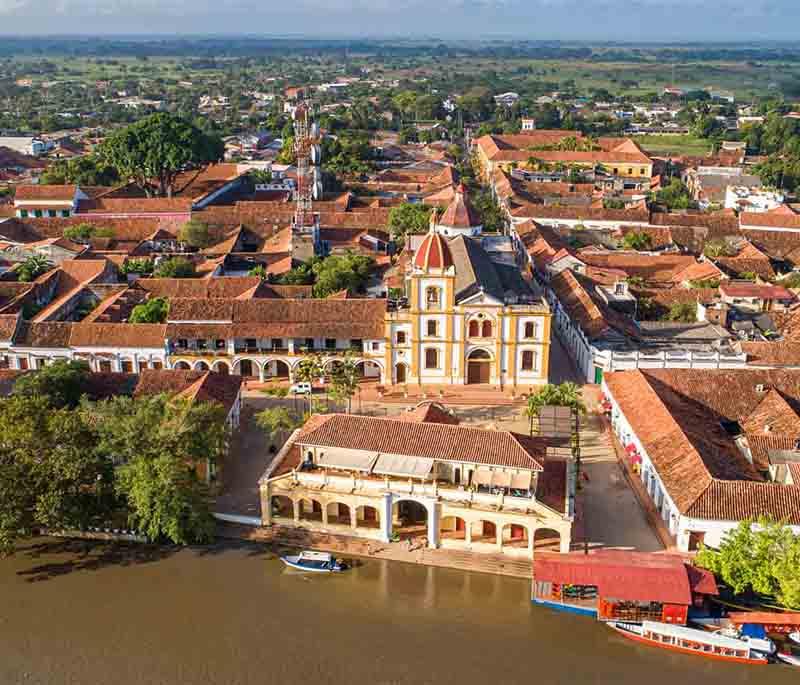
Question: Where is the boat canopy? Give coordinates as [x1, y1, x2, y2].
[298, 551, 334, 562]
[642, 621, 752, 651]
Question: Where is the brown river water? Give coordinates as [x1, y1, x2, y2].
[0, 538, 796, 685]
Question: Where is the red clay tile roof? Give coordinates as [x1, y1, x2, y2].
[78, 198, 194, 214]
[14, 321, 72, 347]
[397, 401, 460, 426]
[14, 184, 76, 201]
[740, 210, 800, 230]
[0, 313, 20, 341]
[166, 297, 387, 339]
[744, 433, 799, 472]
[741, 388, 800, 436]
[742, 342, 800, 367]
[134, 368, 241, 415]
[413, 231, 454, 270]
[296, 413, 546, 470]
[549, 269, 611, 339]
[720, 282, 794, 299]
[69, 323, 167, 348]
[604, 368, 800, 522]
[438, 185, 481, 228]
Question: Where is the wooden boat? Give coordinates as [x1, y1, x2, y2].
[607, 620, 769, 665]
[280, 550, 346, 573]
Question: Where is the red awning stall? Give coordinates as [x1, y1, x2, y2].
[533, 552, 718, 624]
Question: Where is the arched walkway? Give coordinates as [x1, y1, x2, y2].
[263, 359, 290, 379]
[270, 495, 293, 520]
[440, 515, 467, 541]
[502, 523, 530, 549]
[298, 498, 322, 522]
[194, 360, 210, 371]
[392, 500, 428, 539]
[233, 358, 260, 379]
[470, 520, 497, 544]
[355, 505, 380, 528]
[355, 359, 382, 380]
[326, 502, 351, 525]
[212, 361, 230, 375]
[533, 527, 562, 552]
[173, 360, 191, 370]
[466, 348, 493, 385]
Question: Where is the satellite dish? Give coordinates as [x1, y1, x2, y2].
[310, 122, 320, 139]
[310, 143, 322, 165]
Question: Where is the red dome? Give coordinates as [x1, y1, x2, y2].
[413, 231, 454, 271]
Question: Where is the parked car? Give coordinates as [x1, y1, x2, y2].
[289, 382, 312, 395]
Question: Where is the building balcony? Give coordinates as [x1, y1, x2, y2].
[233, 347, 291, 355]
[170, 348, 229, 357]
[292, 470, 537, 513]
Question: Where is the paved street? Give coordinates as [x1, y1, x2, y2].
[577, 413, 664, 553]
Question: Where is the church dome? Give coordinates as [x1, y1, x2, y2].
[413, 230, 454, 271]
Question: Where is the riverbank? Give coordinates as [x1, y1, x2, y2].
[217, 521, 534, 578]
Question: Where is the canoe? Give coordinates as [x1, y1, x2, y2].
[608, 620, 768, 665]
[280, 550, 346, 573]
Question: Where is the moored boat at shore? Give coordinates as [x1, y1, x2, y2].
[280, 550, 346, 573]
[608, 620, 769, 665]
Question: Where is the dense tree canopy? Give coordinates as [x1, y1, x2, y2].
[179, 219, 211, 248]
[128, 297, 168, 324]
[0, 395, 109, 554]
[13, 359, 92, 409]
[387, 203, 433, 238]
[697, 518, 800, 609]
[98, 112, 224, 197]
[40, 155, 120, 187]
[85, 394, 228, 545]
[153, 257, 196, 279]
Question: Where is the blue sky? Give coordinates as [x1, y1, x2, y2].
[0, 0, 797, 40]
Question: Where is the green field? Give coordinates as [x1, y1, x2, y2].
[633, 134, 714, 157]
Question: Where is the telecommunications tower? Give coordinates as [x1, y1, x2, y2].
[291, 102, 322, 261]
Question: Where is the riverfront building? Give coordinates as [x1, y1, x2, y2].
[603, 368, 800, 552]
[259, 403, 575, 559]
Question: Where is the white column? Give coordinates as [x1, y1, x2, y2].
[258, 364, 265, 383]
[559, 529, 571, 554]
[427, 502, 439, 549]
[380, 492, 392, 543]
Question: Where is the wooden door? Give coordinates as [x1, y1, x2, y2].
[468, 361, 490, 384]
[395, 363, 406, 384]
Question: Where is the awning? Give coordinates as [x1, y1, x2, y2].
[510, 471, 533, 490]
[373, 453, 434, 479]
[474, 467, 493, 486]
[493, 471, 512, 488]
[316, 449, 378, 472]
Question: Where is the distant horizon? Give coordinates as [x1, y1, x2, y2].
[0, 1, 798, 42]
[1, 34, 800, 45]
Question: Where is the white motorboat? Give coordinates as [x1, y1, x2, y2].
[280, 550, 346, 573]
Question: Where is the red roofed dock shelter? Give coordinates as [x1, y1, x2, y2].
[532, 551, 718, 624]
